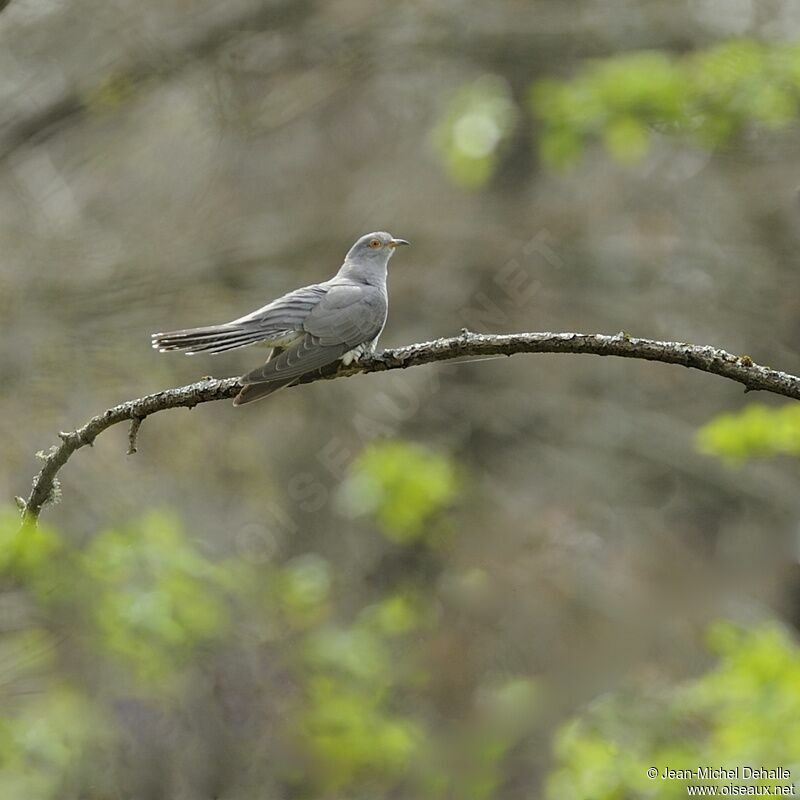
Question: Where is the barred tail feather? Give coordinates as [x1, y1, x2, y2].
[151, 324, 275, 355]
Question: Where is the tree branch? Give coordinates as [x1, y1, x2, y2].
[20, 331, 800, 523]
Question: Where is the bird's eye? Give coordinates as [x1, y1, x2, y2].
[369, 239, 382, 248]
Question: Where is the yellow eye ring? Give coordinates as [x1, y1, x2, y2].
[369, 239, 382, 248]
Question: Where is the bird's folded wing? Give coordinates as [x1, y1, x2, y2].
[233, 283, 329, 328]
[241, 334, 348, 384]
[302, 282, 386, 347]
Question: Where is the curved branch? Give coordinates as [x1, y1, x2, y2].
[20, 331, 800, 523]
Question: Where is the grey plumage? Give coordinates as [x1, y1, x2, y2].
[152, 231, 409, 405]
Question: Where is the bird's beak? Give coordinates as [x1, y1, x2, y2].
[389, 238, 410, 248]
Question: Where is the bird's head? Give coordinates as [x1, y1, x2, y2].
[345, 231, 410, 265]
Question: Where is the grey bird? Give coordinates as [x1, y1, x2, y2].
[152, 231, 409, 405]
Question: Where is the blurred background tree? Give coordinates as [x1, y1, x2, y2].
[3, 0, 800, 797]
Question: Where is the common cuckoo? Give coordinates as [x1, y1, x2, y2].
[152, 231, 409, 405]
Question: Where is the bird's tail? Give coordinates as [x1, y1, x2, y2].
[233, 378, 297, 406]
[151, 323, 271, 355]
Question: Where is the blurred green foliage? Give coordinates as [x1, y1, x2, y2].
[298, 594, 426, 791]
[435, 40, 800, 180]
[559, 41, 800, 166]
[84, 512, 237, 685]
[434, 76, 518, 188]
[337, 440, 460, 543]
[0, 508, 62, 582]
[533, 39, 800, 168]
[0, 685, 113, 799]
[696, 404, 800, 462]
[547, 621, 800, 799]
[1, 441, 523, 799]
[3, 440, 797, 798]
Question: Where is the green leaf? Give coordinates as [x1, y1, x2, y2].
[531, 40, 800, 169]
[338, 441, 460, 543]
[696, 403, 800, 462]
